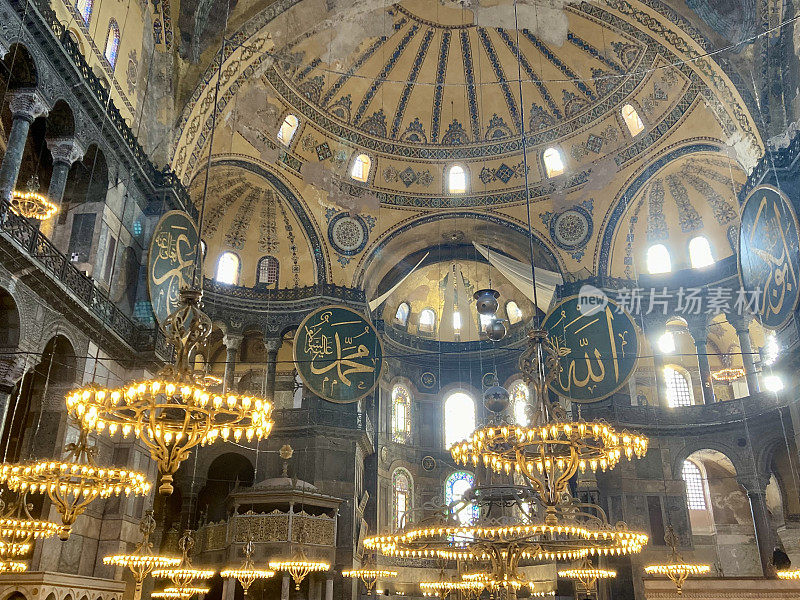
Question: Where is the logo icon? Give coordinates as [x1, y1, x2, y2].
[577, 284, 608, 316]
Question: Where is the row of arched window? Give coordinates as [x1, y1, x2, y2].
[392, 469, 477, 529]
[391, 382, 530, 448]
[275, 103, 645, 191]
[74, 0, 120, 68]
[646, 236, 714, 274]
[215, 252, 279, 287]
[394, 301, 523, 332]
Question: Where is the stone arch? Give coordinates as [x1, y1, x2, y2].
[0, 287, 21, 349]
[63, 143, 108, 204]
[1, 43, 38, 89]
[670, 440, 749, 482]
[47, 100, 75, 138]
[196, 452, 255, 523]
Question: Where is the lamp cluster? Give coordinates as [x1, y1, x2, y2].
[9, 190, 58, 220]
[268, 558, 330, 590]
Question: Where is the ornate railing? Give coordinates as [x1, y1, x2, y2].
[202, 278, 366, 303]
[273, 407, 368, 431]
[583, 391, 788, 429]
[6, 0, 195, 218]
[197, 509, 336, 552]
[0, 199, 167, 355]
[381, 321, 530, 352]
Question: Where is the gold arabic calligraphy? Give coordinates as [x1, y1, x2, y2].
[748, 193, 798, 322]
[548, 305, 631, 395]
[150, 227, 196, 321]
[303, 310, 378, 398]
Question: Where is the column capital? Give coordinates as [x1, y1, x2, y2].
[46, 137, 85, 166]
[7, 89, 49, 122]
[223, 333, 244, 351]
[264, 337, 282, 353]
[727, 313, 753, 334]
[737, 473, 770, 494]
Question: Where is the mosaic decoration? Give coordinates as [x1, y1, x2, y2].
[293, 306, 383, 403]
[571, 125, 620, 161]
[622, 196, 646, 278]
[444, 472, 479, 524]
[543, 295, 638, 402]
[383, 166, 434, 188]
[224, 189, 260, 249]
[422, 456, 436, 471]
[430, 30, 451, 143]
[258, 189, 278, 253]
[420, 371, 436, 389]
[391, 28, 435, 139]
[126, 50, 138, 96]
[738, 185, 800, 329]
[666, 174, 703, 232]
[277, 201, 300, 287]
[541, 199, 594, 261]
[646, 179, 668, 242]
[147, 210, 199, 330]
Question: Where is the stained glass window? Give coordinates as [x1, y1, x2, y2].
[682, 460, 706, 509]
[445, 471, 478, 525]
[395, 303, 410, 326]
[665, 366, 693, 407]
[277, 114, 299, 146]
[445, 392, 475, 449]
[392, 385, 411, 443]
[257, 256, 279, 286]
[76, 0, 92, 23]
[216, 252, 240, 285]
[393, 469, 412, 530]
[104, 20, 120, 69]
[510, 380, 529, 425]
[351, 154, 371, 182]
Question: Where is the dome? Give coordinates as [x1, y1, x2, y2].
[252, 476, 319, 492]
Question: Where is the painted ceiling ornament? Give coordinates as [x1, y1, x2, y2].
[66, 288, 274, 495]
[328, 212, 369, 256]
[738, 185, 800, 329]
[0, 428, 150, 540]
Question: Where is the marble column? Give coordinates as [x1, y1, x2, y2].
[0, 89, 49, 201]
[281, 574, 291, 600]
[222, 576, 236, 600]
[741, 477, 774, 576]
[223, 333, 244, 394]
[42, 137, 83, 238]
[653, 352, 667, 406]
[325, 577, 333, 600]
[735, 321, 760, 395]
[691, 327, 716, 404]
[264, 337, 281, 401]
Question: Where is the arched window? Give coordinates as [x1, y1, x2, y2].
[395, 302, 410, 326]
[419, 309, 436, 334]
[76, 0, 92, 23]
[479, 313, 493, 332]
[622, 104, 644, 137]
[215, 252, 240, 285]
[506, 301, 523, 325]
[392, 384, 411, 443]
[351, 154, 371, 182]
[448, 165, 467, 194]
[646, 243, 672, 274]
[444, 392, 475, 449]
[104, 20, 120, 69]
[543, 147, 565, 178]
[657, 331, 675, 354]
[200, 239, 207, 259]
[445, 471, 478, 525]
[453, 311, 462, 332]
[689, 236, 714, 268]
[682, 460, 706, 510]
[510, 380, 529, 425]
[665, 366, 693, 407]
[392, 469, 412, 530]
[256, 255, 279, 286]
[277, 114, 299, 146]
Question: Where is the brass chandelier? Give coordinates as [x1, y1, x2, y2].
[153, 530, 215, 596]
[0, 492, 60, 558]
[644, 527, 709, 595]
[10, 177, 57, 221]
[0, 429, 150, 539]
[269, 547, 330, 591]
[220, 539, 274, 595]
[558, 556, 616, 596]
[365, 328, 650, 592]
[66, 289, 274, 495]
[103, 510, 181, 600]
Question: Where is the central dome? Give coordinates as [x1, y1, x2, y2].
[270, 0, 644, 153]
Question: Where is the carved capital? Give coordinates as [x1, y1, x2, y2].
[46, 137, 85, 166]
[264, 337, 282, 354]
[223, 333, 245, 351]
[7, 88, 49, 122]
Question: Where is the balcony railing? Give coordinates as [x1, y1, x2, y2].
[203, 278, 366, 303]
[273, 407, 369, 432]
[0, 199, 167, 356]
